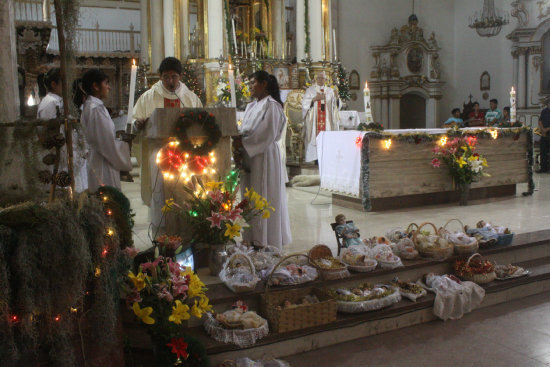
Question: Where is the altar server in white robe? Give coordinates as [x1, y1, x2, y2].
[238, 71, 291, 249]
[132, 57, 203, 231]
[302, 71, 340, 162]
[37, 68, 88, 192]
[79, 69, 132, 191]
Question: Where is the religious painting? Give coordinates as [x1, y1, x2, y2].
[349, 70, 360, 90]
[480, 71, 490, 90]
[407, 46, 423, 73]
[274, 67, 290, 89]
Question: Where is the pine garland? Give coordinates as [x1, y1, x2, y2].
[181, 59, 203, 103]
[223, 0, 235, 56]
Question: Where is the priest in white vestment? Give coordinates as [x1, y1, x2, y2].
[239, 71, 291, 249]
[80, 69, 132, 191]
[302, 72, 340, 162]
[132, 57, 203, 230]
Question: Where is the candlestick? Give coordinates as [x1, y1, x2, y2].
[231, 17, 238, 55]
[228, 64, 237, 108]
[510, 86, 517, 123]
[363, 81, 373, 123]
[127, 59, 137, 124]
[332, 29, 338, 61]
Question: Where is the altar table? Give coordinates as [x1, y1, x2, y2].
[317, 128, 531, 211]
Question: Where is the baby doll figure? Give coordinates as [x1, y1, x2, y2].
[335, 214, 363, 247]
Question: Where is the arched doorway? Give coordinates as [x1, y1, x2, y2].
[400, 92, 426, 129]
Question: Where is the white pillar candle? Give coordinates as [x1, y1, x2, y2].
[332, 28, 337, 61]
[510, 86, 517, 123]
[163, 0, 175, 57]
[127, 59, 137, 124]
[363, 81, 373, 123]
[231, 17, 238, 55]
[228, 64, 237, 108]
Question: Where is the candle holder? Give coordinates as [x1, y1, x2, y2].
[119, 128, 136, 182]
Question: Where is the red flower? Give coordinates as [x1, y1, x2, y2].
[166, 337, 189, 360]
[209, 113, 214, 117]
[431, 158, 441, 168]
[236, 199, 248, 210]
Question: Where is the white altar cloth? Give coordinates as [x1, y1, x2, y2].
[316, 127, 492, 197]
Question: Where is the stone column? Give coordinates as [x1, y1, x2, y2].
[271, 0, 285, 59]
[181, 0, 190, 59]
[512, 49, 519, 94]
[426, 98, 438, 128]
[389, 97, 400, 129]
[518, 48, 527, 108]
[309, 0, 323, 61]
[207, 0, 224, 59]
[296, 0, 305, 61]
[163, 0, 175, 57]
[150, 0, 164, 71]
[140, 0, 149, 65]
[0, 0, 19, 122]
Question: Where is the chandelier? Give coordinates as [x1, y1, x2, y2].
[469, 0, 509, 37]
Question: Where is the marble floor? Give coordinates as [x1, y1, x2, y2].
[123, 172, 550, 254]
[285, 292, 550, 367]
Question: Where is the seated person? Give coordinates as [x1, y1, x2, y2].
[500, 106, 511, 124]
[467, 101, 485, 127]
[485, 99, 502, 125]
[334, 214, 362, 247]
[442, 108, 464, 128]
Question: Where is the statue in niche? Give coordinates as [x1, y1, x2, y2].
[511, 1, 529, 27]
[480, 71, 490, 91]
[390, 28, 399, 45]
[430, 54, 441, 79]
[407, 46, 423, 73]
[428, 32, 438, 48]
[400, 14, 424, 42]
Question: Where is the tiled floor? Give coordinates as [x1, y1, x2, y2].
[284, 292, 550, 367]
[124, 172, 550, 254]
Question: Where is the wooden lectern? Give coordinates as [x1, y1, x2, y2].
[142, 107, 238, 237]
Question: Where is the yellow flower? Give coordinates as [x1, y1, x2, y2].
[224, 222, 242, 239]
[468, 155, 478, 162]
[457, 156, 467, 168]
[262, 210, 271, 219]
[205, 181, 224, 191]
[199, 295, 212, 312]
[128, 271, 148, 291]
[169, 300, 190, 324]
[132, 302, 155, 325]
[254, 198, 267, 211]
[482, 158, 488, 167]
[162, 198, 175, 213]
[461, 146, 468, 151]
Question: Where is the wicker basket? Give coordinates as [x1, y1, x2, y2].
[459, 253, 496, 284]
[219, 253, 260, 293]
[261, 286, 337, 333]
[266, 254, 318, 286]
[440, 219, 479, 256]
[405, 223, 419, 237]
[413, 222, 454, 260]
[308, 244, 350, 280]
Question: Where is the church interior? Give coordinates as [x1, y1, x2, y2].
[2, 0, 550, 366]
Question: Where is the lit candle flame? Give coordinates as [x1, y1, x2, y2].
[383, 139, 392, 150]
[364, 81, 369, 90]
[439, 136, 448, 146]
[132, 59, 136, 66]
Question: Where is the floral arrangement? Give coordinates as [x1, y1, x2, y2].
[357, 122, 384, 132]
[163, 171, 274, 247]
[454, 257, 495, 277]
[214, 72, 251, 108]
[125, 256, 211, 365]
[431, 136, 489, 185]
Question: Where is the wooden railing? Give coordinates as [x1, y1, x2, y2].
[48, 24, 141, 56]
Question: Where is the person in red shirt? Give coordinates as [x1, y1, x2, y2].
[468, 101, 485, 127]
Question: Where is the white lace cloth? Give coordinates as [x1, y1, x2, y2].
[204, 314, 269, 348]
[336, 289, 401, 313]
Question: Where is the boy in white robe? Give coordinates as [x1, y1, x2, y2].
[79, 69, 132, 191]
[132, 57, 203, 231]
[238, 71, 291, 249]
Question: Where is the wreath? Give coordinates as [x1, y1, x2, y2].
[174, 109, 222, 156]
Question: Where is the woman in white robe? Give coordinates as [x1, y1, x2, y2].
[37, 68, 88, 192]
[78, 69, 132, 191]
[238, 71, 292, 249]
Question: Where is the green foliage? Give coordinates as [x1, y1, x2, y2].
[336, 64, 351, 102]
[304, 0, 311, 55]
[181, 59, 204, 103]
[96, 186, 135, 249]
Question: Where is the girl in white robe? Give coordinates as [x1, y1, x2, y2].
[78, 69, 132, 192]
[238, 71, 292, 249]
[37, 68, 89, 192]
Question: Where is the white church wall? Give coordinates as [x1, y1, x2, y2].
[77, 7, 140, 30]
[337, 0, 456, 124]
[452, 0, 515, 112]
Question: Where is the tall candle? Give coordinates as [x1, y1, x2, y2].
[231, 17, 238, 55]
[364, 81, 374, 123]
[510, 86, 516, 123]
[333, 29, 337, 61]
[127, 59, 137, 124]
[228, 64, 237, 108]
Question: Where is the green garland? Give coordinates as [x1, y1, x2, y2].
[336, 64, 351, 102]
[304, 0, 311, 55]
[174, 109, 222, 157]
[95, 186, 135, 249]
[223, 0, 235, 56]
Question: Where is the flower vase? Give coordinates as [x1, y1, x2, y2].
[208, 243, 229, 276]
[458, 182, 471, 206]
